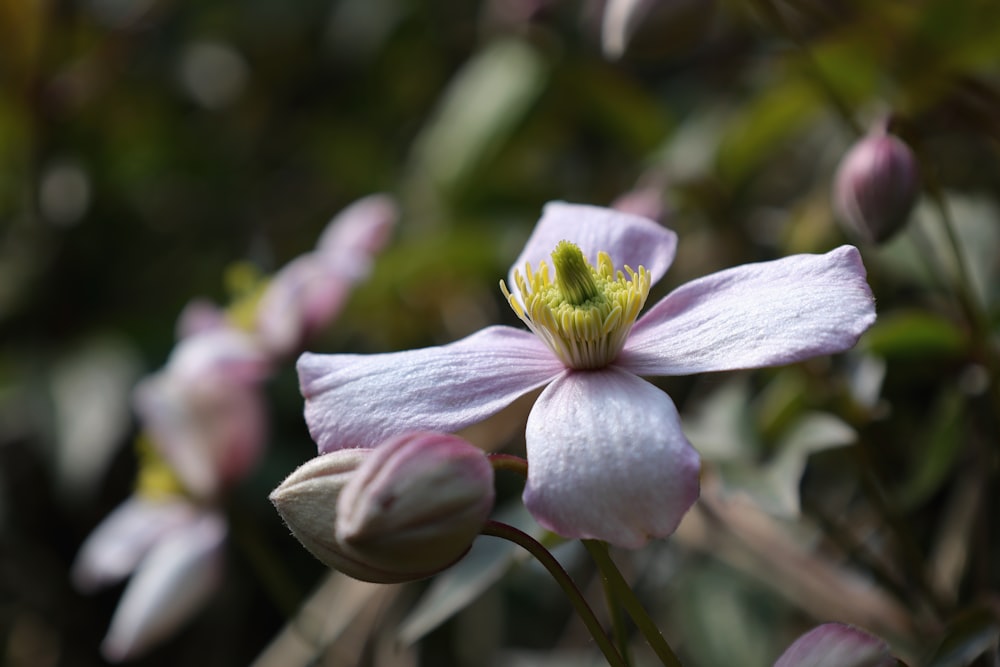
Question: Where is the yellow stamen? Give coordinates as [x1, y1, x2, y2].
[501, 242, 650, 370]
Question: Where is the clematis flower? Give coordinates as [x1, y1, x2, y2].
[300, 202, 876, 548]
[74, 193, 398, 661]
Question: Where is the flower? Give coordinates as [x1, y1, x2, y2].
[73, 193, 397, 660]
[270, 432, 494, 583]
[298, 202, 876, 547]
[773, 623, 897, 667]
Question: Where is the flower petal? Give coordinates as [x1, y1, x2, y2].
[298, 325, 565, 453]
[100, 511, 227, 662]
[774, 623, 896, 667]
[523, 366, 700, 548]
[255, 252, 352, 356]
[71, 496, 196, 592]
[508, 202, 677, 291]
[316, 193, 398, 261]
[619, 246, 876, 376]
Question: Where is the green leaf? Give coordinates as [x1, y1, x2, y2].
[862, 311, 967, 361]
[409, 39, 548, 194]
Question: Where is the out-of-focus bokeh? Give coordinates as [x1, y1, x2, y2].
[2, 0, 1000, 665]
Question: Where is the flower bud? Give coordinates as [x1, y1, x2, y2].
[833, 126, 920, 243]
[336, 432, 495, 582]
[270, 433, 495, 583]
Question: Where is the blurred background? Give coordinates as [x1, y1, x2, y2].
[2, 0, 1000, 665]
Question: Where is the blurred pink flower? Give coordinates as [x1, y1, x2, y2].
[74, 193, 397, 659]
[133, 327, 271, 500]
[774, 623, 897, 667]
[298, 202, 876, 547]
[255, 193, 398, 356]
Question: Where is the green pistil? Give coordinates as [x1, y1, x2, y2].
[553, 241, 599, 305]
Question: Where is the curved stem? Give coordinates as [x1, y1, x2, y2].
[481, 521, 627, 667]
[583, 540, 682, 667]
[488, 453, 529, 477]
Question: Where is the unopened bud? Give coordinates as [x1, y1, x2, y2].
[270, 433, 494, 583]
[269, 449, 374, 578]
[833, 126, 920, 243]
[336, 432, 495, 582]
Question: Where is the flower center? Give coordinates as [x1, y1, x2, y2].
[135, 433, 187, 500]
[500, 241, 651, 370]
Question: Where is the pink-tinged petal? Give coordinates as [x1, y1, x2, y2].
[508, 202, 677, 292]
[174, 298, 228, 339]
[774, 623, 896, 667]
[71, 496, 196, 592]
[255, 252, 352, 356]
[100, 512, 227, 662]
[316, 193, 398, 260]
[523, 366, 700, 548]
[298, 325, 564, 453]
[134, 373, 267, 499]
[619, 246, 876, 376]
[166, 328, 272, 387]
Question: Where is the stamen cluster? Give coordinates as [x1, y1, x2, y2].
[501, 243, 651, 370]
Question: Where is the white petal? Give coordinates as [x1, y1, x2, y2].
[100, 512, 227, 662]
[72, 496, 196, 592]
[299, 326, 564, 453]
[508, 202, 677, 292]
[523, 367, 700, 548]
[619, 246, 876, 376]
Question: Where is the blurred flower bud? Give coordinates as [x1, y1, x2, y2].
[774, 622, 897, 667]
[270, 433, 495, 583]
[833, 125, 920, 243]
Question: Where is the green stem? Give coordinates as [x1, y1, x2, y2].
[481, 521, 627, 667]
[596, 558, 634, 667]
[583, 541, 682, 667]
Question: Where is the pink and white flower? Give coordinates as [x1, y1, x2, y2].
[298, 203, 875, 548]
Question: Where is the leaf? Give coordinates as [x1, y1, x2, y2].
[717, 412, 856, 518]
[409, 38, 548, 193]
[682, 377, 758, 463]
[892, 389, 964, 510]
[861, 311, 967, 361]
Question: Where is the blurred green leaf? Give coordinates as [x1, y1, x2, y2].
[716, 78, 824, 186]
[410, 38, 548, 195]
[892, 389, 964, 510]
[862, 311, 967, 361]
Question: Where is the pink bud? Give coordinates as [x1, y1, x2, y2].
[270, 432, 494, 583]
[833, 126, 920, 243]
[774, 623, 898, 667]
